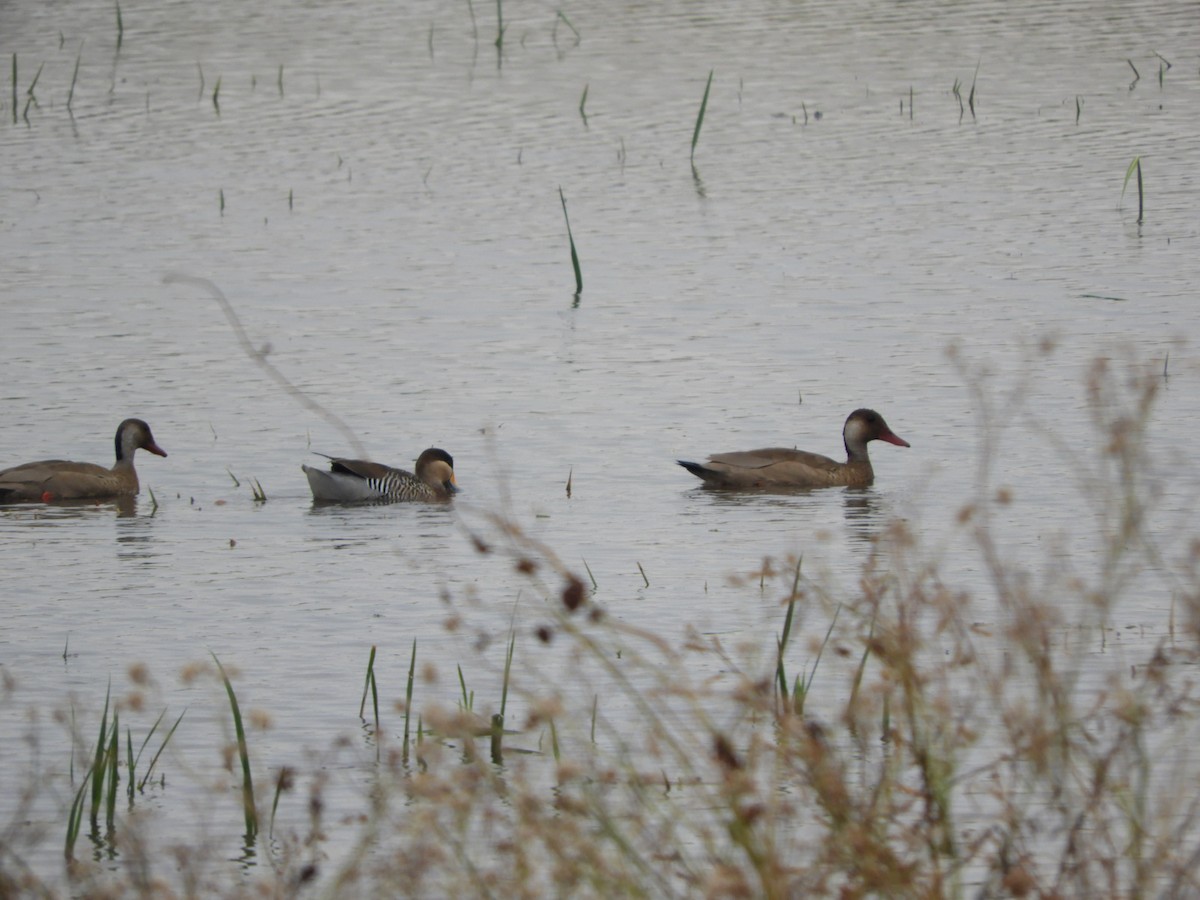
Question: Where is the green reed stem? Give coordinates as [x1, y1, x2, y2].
[269, 766, 292, 838]
[402, 639, 417, 760]
[1122, 156, 1144, 224]
[67, 47, 82, 113]
[359, 645, 378, 720]
[105, 716, 119, 830]
[27, 61, 44, 100]
[847, 616, 876, 725]
[559, 187, 583, 294]
[1135, 158, 1143, 223]
[556, 11, 580, 41]
[500, 631, 516, 720]
[794, 604, 840, 716]
[488, 631, 517, 764]
[136, 708, 186, 791]
[212, 652, 257, 839]
[89, 683, 112, 828]
[775, 557, 802, 704]
[125, 728, 135, 803]
[64, 770, 92, 859]
[457, 664, 474, 711]
[369, 658, 380, 736]
[690, 69, 713, 161]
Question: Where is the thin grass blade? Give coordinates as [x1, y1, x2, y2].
[89, 684, 112, 828]
[359, 645, 377, 718]
[137, 709, 186, 791]
[402, 638, 417, 759]
[211, 652, 257, 839]
[559, 187, 583, 294]
[690, 69, 713, 161]
[64, 770, 94, 859]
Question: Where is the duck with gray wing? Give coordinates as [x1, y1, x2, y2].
[303, 447, 458, 502]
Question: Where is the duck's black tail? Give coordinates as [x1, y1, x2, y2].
[677, 459, 710, 480]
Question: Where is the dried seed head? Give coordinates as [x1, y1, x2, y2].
[562, 576, 585, 612]
[277, 766, 296, 792]
[712, 733, 741, 770]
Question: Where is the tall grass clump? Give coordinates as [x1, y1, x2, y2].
[293, 344, 1198, 897]
[4, 347, 1200, 897]
[62, 680, 184, 863]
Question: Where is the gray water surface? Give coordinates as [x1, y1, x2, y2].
[2, 0, 1198, 888]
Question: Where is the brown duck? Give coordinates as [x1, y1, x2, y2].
[0, 418, 167, 502]
[302, 447, 458, 502]
[678, 408, 909, 489]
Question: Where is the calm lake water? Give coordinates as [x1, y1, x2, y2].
[2, 0, 1199, 890]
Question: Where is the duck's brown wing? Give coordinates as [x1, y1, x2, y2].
[326, 458, 413, 481]
[0, 460, 124, 500]
[705, 448, 841, 472]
